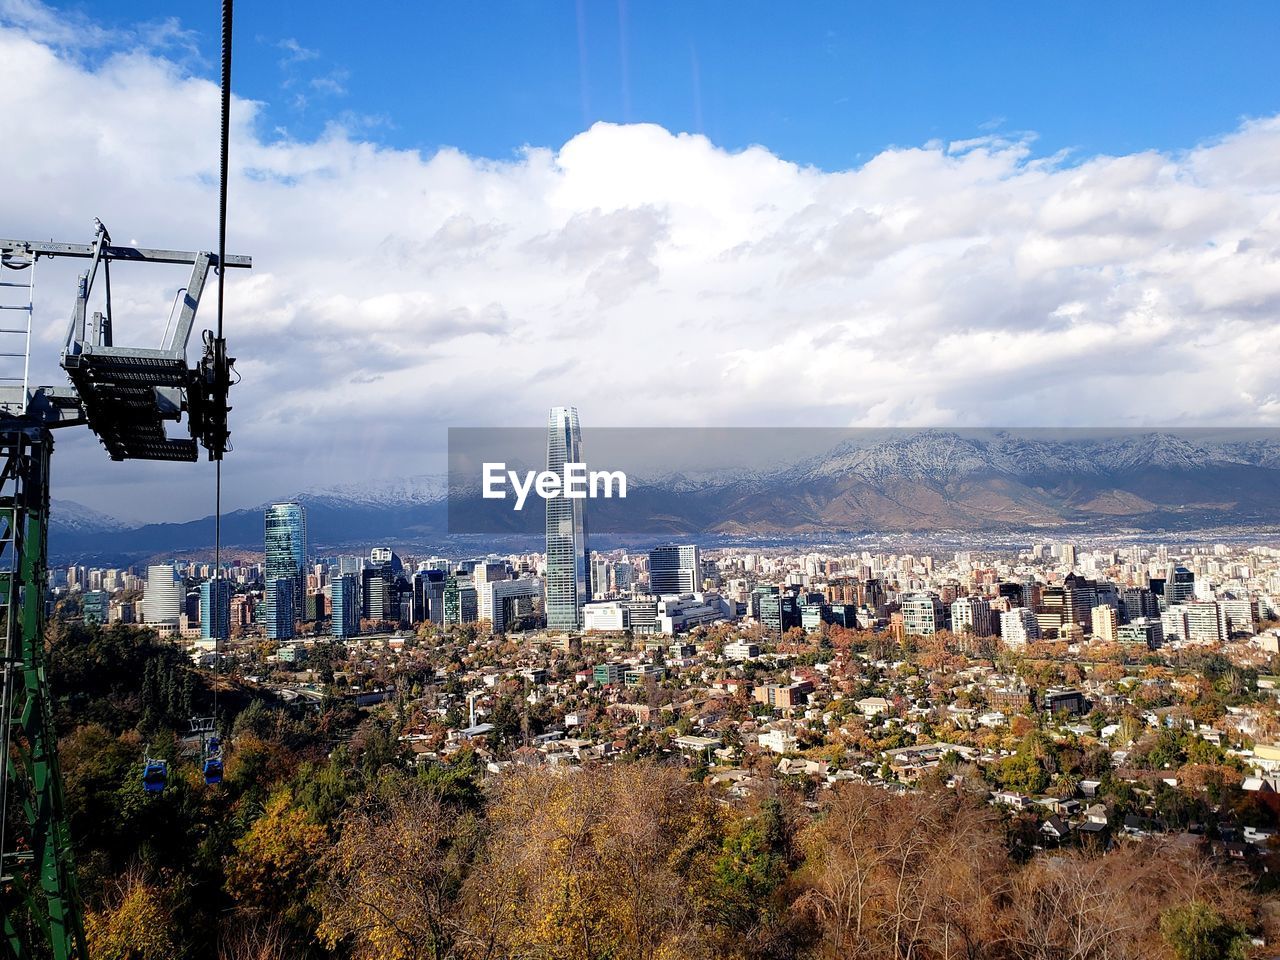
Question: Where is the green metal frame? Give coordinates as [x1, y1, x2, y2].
[0, 423, 86, 960]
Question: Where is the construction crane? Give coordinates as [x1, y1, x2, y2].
[0, 225, 249, 959]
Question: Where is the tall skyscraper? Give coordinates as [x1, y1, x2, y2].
[648, 544, 702, 596]
[331, 573, 360, 638]
[264, 502, 307, 640]
[199, 579, 232, 644]
[1165, 565, 1196, 607]
[143, 564, 181, 625]
[545, 406, 589, 631]
[362, 546, 402, 622]
[413, 567, 447, 624]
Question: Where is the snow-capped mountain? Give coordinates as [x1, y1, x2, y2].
[48, 499, 127, 534]
[46, 430, 1280, 561]
[784, 431, 1275, 485]
[292, 474, 448, 507]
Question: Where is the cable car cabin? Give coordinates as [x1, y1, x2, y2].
[206, 735, 221, 755]
[142, 760, 168, 794]
[202, 756, 224, 785]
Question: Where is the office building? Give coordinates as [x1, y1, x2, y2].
[199, 579, 232, 644]
[413, 568, 448, 624]
[1118, 617, 1163, 648]
[143, 564, 182, 626]
[757, 589, 800, 639]
[900, 592, 944, 636]
[1218, 599, 1255, 638]
[656, 592, 731, 634]
[583, 600, 628, 632]
[331, 573, 360, 638]
[648, 544, 702, 596]
[590, 554, 610, 599]
[1184, 601, 1222, 644]
[486, 577, 543, 633]
[1120, 587, 1160, 623]
[264, 503, 307, 639]
[443, 575, 478, 625]
[1165, 566, 1196, 607]
[545, 406, 589, 631]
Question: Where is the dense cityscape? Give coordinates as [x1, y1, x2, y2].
[7, 1, 1280, 957]
[38, 406, 1280, 956]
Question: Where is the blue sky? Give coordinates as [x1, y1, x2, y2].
[45, 1, 1280, 167]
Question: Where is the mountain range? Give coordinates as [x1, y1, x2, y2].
[49, 431, 1280, 562]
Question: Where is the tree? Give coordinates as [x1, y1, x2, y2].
[84, 865, 181, 960]
[225, 791, 327, 931]
[1160, 901, 1249, 960]
[995, 753, 1048, 795]
[318, 784, 478, 960]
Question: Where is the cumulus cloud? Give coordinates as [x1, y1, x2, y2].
[2, 10, 1280, 521]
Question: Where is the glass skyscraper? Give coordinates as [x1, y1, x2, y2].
[545, 406, 589, 631]
[331, 573, 359, 638]
[264, 502, 307, 640]
[199, 579, 232, 644]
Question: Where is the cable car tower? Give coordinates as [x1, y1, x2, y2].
[0, 225, 249, 958]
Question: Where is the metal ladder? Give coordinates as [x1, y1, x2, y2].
[0, 499, 20, 883]
[0, 252, 33, 417]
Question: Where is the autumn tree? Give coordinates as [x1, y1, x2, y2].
[318, 783, 479, 960]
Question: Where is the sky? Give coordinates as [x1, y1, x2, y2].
[2, 0, 1280, 522]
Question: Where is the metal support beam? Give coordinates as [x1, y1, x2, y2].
[0, 239, 250, 270]
[0, 422, 86, 960]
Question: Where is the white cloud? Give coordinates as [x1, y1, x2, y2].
[2, 11, 1280, 521]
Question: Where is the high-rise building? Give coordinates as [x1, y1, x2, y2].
[473, 561, 510, 623]
[486, 577, 543, 632]
[648, 544, 702, 596]
[757, 590, 800, 639]
[950, 595, 992, 637]
[143, 564, 182, 625]
[1183, 601, 1221, 644]
[900, 592, 944, 636]
[1090, 604, 1118, 642]
[544, 406, 589, 631]
[443, 575, 478, 625]
[413, 568, 447, 623]
[1000, 607, 1041, 647]
[199, 579, 233, 643]
[362, 567, 394, 621]
[1120, 587, 1160, 623]
[264, 502, 307, 639]
[1165, 566, 1196, 607]
[590, 554, 610, 598]
[331, 573, 360, 638]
